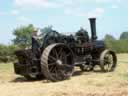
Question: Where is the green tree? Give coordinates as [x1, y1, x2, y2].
[12, 24, 34, 48]
[41, 26, 53, 33]
[104, 34, 116, 41]
[120, 32, 128, 40]
[0, 44, 18, 62]
[104, 34, 116, 50]
[104, 34, 128, 53]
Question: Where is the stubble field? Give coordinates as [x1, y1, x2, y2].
[0, 54, 128, 96]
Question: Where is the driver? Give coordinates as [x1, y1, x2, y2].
[32, 28, 41, 59]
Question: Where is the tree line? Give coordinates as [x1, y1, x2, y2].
[0, 24, 128, 62]
[104, 32, 128, 53]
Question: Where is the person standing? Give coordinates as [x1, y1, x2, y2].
[31, 28, 40, 60]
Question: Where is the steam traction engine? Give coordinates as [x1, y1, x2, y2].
[14, 18, 117, 82]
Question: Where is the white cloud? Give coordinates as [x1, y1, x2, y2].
[18, 16, 30, 22]
[64, 8, 87, 17]
[111, 5, 119, 9]
[87, 8, 105, 18]
[0, 10, 20, 16]
[64, 9, 73, 15]
[117, 0, 121, 3]
[95, 0, 122, 3]
[64, 7, 105, 18]
[14, 0, 59, 9]
[11, 10, 20, 15]
[62, 0, 74, 5]
[95, 0, 111, 3]
[0, 11, 7, 15]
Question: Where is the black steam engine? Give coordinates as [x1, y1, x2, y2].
[14, 18, 117, 82]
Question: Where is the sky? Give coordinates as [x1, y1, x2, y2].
[0, 0, 128, 44]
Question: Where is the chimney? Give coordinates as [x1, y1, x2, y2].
[89, 18, 97, 41]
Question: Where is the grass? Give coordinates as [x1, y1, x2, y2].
[0, 63, 13, 73]
[0, 63, 15, 82]
[0, 54, 128, 96]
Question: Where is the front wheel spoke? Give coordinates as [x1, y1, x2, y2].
[106, 63, 111, 70]
[107, 63, 110, 69]
[109, 58, 113, 62]
[110, 61, 113, 65]
[104, 59, 109, 63]
[105, 64, 109, 70]
[108, 56, 112, 60]
[109, 63, 113, 68]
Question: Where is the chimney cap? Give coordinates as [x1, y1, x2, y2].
[89, 18, 96, 20]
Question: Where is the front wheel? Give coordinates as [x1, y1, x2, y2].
[100, 50, 117, 72]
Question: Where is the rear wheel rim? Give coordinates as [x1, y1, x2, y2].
[41, 43, 74, 81]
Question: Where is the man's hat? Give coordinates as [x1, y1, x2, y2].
[34, 28, 39, 32]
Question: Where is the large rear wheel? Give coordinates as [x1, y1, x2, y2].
[41, 43, 74, 82]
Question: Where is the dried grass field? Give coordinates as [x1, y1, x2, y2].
[0, 54, 128, 96]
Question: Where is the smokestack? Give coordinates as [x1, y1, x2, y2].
[89, 18, 97, 41]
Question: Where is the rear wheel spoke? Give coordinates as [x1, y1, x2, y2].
[59, 51, 64, 60]
[63, 64, 72, 68]
[48, 63, 56, 66]
[66, 52, 71, 57]
[54, 49, 59, 59]
[49, 55, 57, 61]
[49, 66, 55, 72]
[58, 48, 63, 57]
[52, 66, 57, 72]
